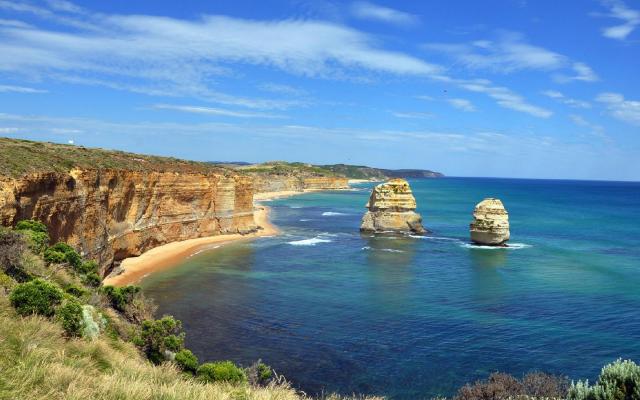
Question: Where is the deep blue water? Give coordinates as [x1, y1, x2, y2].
[141, 178, 640, 399]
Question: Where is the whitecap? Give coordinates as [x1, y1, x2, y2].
[322, 211, 348, 216]
[288, 237, 332, 246]
[410, 235, 463, 242]
[299, 219, 312, 222]
[361, 246, 405, 253]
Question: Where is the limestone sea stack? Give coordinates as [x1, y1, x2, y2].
[360, 178, 426, 234]
[469, 198, 510, 246]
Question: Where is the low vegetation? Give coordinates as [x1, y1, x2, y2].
[0, 219, 635, 399]
[0, 137, 232, 178]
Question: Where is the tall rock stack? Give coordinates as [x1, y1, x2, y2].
[360, 178, 426, 234]
[469, 198, 510, 246]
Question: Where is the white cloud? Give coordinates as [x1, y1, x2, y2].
[447, 98, 476, 112]
[424, 32, 567, 73]
[596, 92, 640, 126]
[391, 111, 434, 119]
[598, 0, 640, 40]
[151, 104, 286, 119]
[569, 114, 607, 139]
[350, 1, 419, 26]
[0, 84, 47, 93]
[0, 127, 19, 133]
[456, 78, 552, 118]
[0, 2, 441, 104]
[554, 62, 599, 83]
[541, 90, 591, 108]
[258, 83, 306, 96]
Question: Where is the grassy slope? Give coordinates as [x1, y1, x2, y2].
[0, 296, 321, 400]
[0, 138, 231, 178]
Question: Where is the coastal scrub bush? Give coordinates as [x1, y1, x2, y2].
[84, 272, 102, 287]
[102, 285, 141, 312]
[134, 315, 185, 364]
[174, 349, 199, 373]
[9, 278, 64, 317]
[197, 361, 247, 384]
[568, 359, 640, 400]
[79, 260, 99, 275]
[16, 220, 49, 253]
[246, 360, 273, 386]
[44, 242, 83, 271]
[64, 282, 88, 298]
[455, 371, 568, 400]
[57, 297, 84, 337]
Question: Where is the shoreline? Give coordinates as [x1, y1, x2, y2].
[103, 205, 278, 286]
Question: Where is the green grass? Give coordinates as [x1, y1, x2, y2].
[0, 137, 232, 178]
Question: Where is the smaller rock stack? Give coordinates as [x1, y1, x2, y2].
[360, 178, 426, 234]
[469, 198, 510, 246]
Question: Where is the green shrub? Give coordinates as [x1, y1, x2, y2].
[9, 278, 64, 317]
[83, 272, 102, 287]
[136, 315, 185, 364]
[43, 248, 66, 265]
[57, 297, 84, 337]
[79, 260, 99, 275]
[175, 349, 199, 373]
[44, 243, 82, 270]
[102, 285, 140, 311]
[15, 219, 47, 233]
[64, 283, 88, 298]
[246, 360, 273, 386]
[197, 361, 247, 384]
[16, 220, 50, 253]
[569, 359, 640, 400]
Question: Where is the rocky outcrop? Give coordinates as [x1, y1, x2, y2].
[251, 175, 349, 194]
[469, 198, 510, 246]
[0, 169, 256, 275]
[360, 178, 426, 234]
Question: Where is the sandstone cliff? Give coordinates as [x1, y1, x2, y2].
[469, 198, 510, 246]
[360, 178, 426, 234]
[0, 139, 259, 276]
[0, 169, 256, 275]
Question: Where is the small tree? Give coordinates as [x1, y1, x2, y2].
[57, 297, 84, 337]
[175, 349, 199, 374]
[9, 278, 64, 317]
[0, 228, 29, 281]
[134, 315, 185, 364]
[102, 285, 140, 312]
[16, 220, 49, 253]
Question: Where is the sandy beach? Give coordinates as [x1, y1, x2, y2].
[103, 205, 278, 286]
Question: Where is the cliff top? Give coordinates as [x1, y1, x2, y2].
[0, 138, 232, 178]
[236, 161, 341, 177]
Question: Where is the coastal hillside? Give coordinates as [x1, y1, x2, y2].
[0, 138, 256, 276]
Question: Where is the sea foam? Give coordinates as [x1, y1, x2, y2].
[288, 237, 332, 246]
[322, 211, 348, 216]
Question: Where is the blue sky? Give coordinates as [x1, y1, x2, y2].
[0, 0, 639, 180]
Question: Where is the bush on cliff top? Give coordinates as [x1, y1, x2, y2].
[568, 359, 640, 400]
[9, 278, 64, 317]
[175, 349, 199, 373]
[133, 315, 185, 365]
[57, 296, 84, 337]
[197, 360, 247, 384]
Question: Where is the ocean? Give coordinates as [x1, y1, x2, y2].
[141, 177, 640, 399]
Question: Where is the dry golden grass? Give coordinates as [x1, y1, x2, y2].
[0, 296, 382, 400]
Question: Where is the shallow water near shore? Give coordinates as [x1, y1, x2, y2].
[141, 177, 640, 399]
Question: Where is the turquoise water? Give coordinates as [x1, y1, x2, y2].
[141, 178, 640, 399]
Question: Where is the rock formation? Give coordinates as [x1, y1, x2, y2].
[469, 198, 510, 246]
[0, 169, 256, 275]
[251, 175, 349, 194]
[360, 178, 426, 234]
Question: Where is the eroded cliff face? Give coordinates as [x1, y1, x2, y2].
[251, 175, 349, 194]
[360, 178, 426, 234]
[0, 169, 256, 275]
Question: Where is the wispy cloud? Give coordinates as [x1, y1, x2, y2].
[447, 98, 476, 112]
[597, 0, 640, 40]
[0, 1, 441, 106]
[258, 83, 307, 96]
[151, 104, 286, 119]
[554, 62, 599, 83]
[596, 92, 640, 126]
[424, 32, 567, 73]
[541, 90, 591, 108]
[448, 77, 552, 118]
[390, 111, 434, 119]
[569, 114, 607, 139]
[350, 1, 419, 26]
[0, 84, 47, 93]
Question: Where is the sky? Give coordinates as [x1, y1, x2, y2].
[0, 0, 639, 180]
